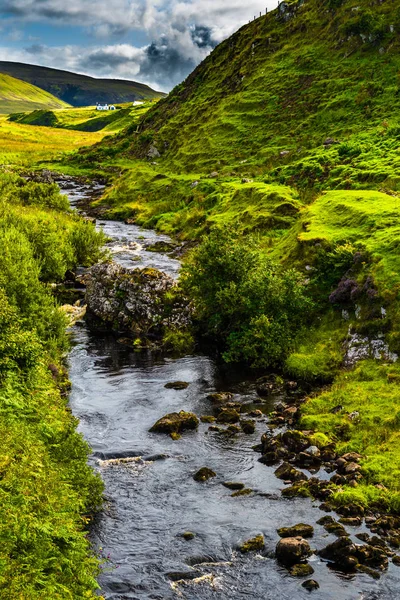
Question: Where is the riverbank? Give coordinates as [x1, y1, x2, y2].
[0, 173, 106, 599]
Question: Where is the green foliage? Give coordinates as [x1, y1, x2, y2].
[0, 172, 105, 597]
[301, 360, 400, 511]
[181, 226, 313, 367]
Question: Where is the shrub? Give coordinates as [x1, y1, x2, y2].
[181, 226, 313, 367]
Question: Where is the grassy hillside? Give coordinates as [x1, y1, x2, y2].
[72, 0, 400, 513]
[0, 73, 69, 114]
[0, 114, 105, 168]
[0, 62, 165, 107]
[9, 101, 154, 134]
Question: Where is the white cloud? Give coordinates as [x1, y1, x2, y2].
[1, 0, 278, 89]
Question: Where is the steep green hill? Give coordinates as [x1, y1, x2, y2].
[0, 62, 165, 107]
[95, 0, 400, 184]
[75, 0, 400, 513]
[0, 73, 70, 114]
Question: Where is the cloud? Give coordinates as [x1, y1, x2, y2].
[0, 0, 278, 90]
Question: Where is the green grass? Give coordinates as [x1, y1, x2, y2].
[0, 73, 70, 114]
[0, 174, 106, 598]
[301, 360, 400, 513]
[10, 101, 155, 134]
[0, 115, 105, 167]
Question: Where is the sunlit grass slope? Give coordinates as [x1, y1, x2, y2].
[10, 100, 155, 134]
[0, 73, 70, 114]
[0, 115, 105, 167]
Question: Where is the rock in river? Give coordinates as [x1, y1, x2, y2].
[165, 381, 190, 390]
[150, 411, 199, 435]
[193, 467, 216, 482]
[85, 261, 192, 338]
[276, 537, 312, 566]
[277, 524, 314, 539]
[239, 535, 265, 553]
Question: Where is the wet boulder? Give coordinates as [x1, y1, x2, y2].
[278, 524, 314, 539]
[216, 407, 240, 424]
[240, 419, 256, 434]
[302, 580, 320, 591]
[276, 537, 312, 566]
[239, 534, 265, 553]
[150, 411, 199, 435]
[222, 482, 245, 491]
[318, 536, 358, 571]
[290, 563, 314, 577]
[165, 381, 190, 390]
[193, 467, 216, 482]
[275, 462, 308, 483]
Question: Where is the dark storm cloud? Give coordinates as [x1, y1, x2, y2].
[0, 1, 276, 90]
[191, 25, 217, 49]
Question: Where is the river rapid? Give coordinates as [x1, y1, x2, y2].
[65, 182, 399, 600]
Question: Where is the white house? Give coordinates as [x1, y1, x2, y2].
[96, 103, 116, 111]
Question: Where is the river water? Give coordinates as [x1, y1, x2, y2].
[66, 183, 399, 600]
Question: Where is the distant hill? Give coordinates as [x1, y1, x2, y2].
[0, 73, 70, 114]
[0, 62, 165, 107]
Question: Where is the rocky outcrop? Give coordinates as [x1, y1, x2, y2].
[85, 261, 191, 339]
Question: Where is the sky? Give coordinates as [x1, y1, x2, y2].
[0, 0, 278, 91]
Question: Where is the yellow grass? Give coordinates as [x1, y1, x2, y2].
[0, 115, 105, 167]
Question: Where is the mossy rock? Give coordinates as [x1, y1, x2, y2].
[182, 532, 196, 541]
[240, 419, 256, 434]
[164, 381, 190, 390]
[290, 563, 315, 577]
[239, 534, 265, 553]
[281, 484, 312, 499]
[232, 488, 253, 497]
[201, 415, 216, 423]
[193, 467, 216, 482]
[278, 524, 314, 539]
[302, 580, 320, 591]
[317, 516, 347, 537]
[207, 392, 234, 404]
[275, 462, 308, 483]
[150, 411, 199, 435]
[227, 424, 241, 434]
[222, 482, 245, 491]
[217, 408, 240, 424]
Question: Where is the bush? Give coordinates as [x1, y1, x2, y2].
[0, 172, 105, 597]
[181, 226, 313, 367]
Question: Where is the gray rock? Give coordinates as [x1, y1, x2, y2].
[85, 262, 192, 338]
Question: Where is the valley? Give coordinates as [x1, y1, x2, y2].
[2, 0, 400, 597]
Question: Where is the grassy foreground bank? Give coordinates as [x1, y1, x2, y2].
[0, 173, 105, 599]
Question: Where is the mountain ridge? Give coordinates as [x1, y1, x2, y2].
[0, 72, 70, 114]
[0, 61, 165, 107]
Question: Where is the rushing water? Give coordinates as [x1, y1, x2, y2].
[66, 183, 400, 600]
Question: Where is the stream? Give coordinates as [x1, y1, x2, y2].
[65, 182, 399, 600]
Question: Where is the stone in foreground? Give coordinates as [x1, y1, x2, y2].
[276, 537, 312, 567]
[150, 411, 199, 435]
